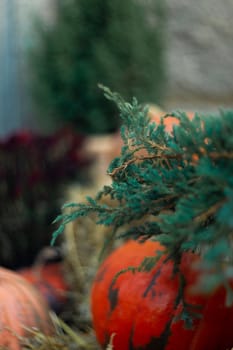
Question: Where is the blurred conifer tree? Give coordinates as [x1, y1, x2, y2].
[30, 0, 166, 134]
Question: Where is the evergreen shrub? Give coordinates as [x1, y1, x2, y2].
[30, 0, 166, 134]
[53, 87, 233, 316]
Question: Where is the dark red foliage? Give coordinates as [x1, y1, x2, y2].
[0, 127, 90, 269]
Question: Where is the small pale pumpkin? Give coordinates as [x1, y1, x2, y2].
[0, 267, 55, 350]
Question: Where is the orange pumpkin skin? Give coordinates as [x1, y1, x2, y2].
[0, 267, 54, 350]
[91, 240, 233, 350]
[19, 262, 69, 313]
[148, 109, 195, 134]
[188, 285, 233, 350]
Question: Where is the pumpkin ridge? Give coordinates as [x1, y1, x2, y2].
[0, 295, 22, 350]
[142, 268, 161, 298]
[141, 319, 172, 350]
[0, 282, 33, 339]
[108, 279, 119, 312]
[5, 280, 46, 335]
[15, 279, 52, 333]
[130, 316, 172, 350]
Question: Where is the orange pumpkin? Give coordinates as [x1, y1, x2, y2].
[148, 105, 194, 133]
[91, 240, 233, 350]
[108, 107, 194, 160]
[188, 285, 233, 350]
[0, 267, 54, 350]
[19, 262, 69, 313]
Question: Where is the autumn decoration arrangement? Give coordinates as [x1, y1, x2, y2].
[1, 87, 233, 349]
[53, 87, 233, 350]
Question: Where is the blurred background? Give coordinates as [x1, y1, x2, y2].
[1, 0, 233, 137]
[0, 0, 233, 270]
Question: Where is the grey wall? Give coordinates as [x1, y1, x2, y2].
[164, 0, 233, 111]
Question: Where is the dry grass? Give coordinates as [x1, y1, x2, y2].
[62, 183, 120, 326]
[18, 312, 100, 350]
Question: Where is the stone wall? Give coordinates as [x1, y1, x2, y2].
[164, 0, 233, 111]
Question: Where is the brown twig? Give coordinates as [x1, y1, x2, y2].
[209, 151, 233, 160]
[194, 199, 226, 225]
[108, 153, 182, 178]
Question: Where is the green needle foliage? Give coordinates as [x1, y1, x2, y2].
[30, 0, 166, 134]
[53, 86, 233, 308]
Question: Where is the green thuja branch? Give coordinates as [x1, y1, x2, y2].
[52, 87, 233, 303]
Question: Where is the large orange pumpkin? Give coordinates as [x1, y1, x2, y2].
[0, 267, 55, 350]
[91, 240, 233, 350]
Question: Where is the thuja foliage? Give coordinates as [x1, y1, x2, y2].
[29, 0, 165, 134]
[53, 87, 233, 313]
